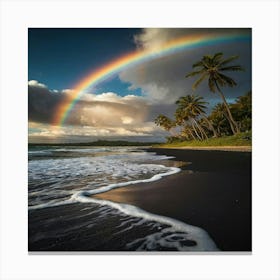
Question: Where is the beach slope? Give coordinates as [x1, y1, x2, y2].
[95, 148, 252, 251]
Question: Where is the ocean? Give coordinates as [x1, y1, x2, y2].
[28, 146, 217, 251]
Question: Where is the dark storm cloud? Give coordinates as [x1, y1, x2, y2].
[28, 81, 63, 124]
[120, 28, 252, 106]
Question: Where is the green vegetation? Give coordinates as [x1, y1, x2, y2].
[154, 132, 251, 148]
[154, 52, 251, 147]
[186, 52, 244, 134]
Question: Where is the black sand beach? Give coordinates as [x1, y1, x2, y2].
[95, 148, 252, 251]
[29, 148, 251, 252]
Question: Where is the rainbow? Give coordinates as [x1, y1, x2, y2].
[53, 32, 250, 126]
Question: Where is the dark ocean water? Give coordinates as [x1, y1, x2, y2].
[28, 146, 217, 251]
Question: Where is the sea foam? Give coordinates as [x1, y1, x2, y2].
[28, 146, 218, 251]
[70, 166, 218, 251]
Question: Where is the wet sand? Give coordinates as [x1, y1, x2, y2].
[94, 148, 252, 251]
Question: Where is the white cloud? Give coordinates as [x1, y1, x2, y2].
[121, 116, 133, 124]
[76, 92, 149, 127]
[28, 80, 47, 88]
[28, 121, 167, 139]
[134, 28, 193, 51]
[28, 81, 169, 141]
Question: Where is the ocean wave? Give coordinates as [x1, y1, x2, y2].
[68, 167, 218, 251]
[28, 149, 178, 208]
[28, 147, 218, 251]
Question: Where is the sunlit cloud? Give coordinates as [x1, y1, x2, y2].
[28, 120, 166, 138]
[28, 80, 47, 88]
[28, 81, 169, 141]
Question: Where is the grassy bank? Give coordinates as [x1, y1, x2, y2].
[154, 132, 252, 148]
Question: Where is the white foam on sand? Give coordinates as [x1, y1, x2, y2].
[28, 198, 75, 210]
[28, 151, 177, 208]
[28, 164, 179, 210]
[71, 165, 180, 196]
[70, 167, 218, 251]
[28, 147, 219, 250]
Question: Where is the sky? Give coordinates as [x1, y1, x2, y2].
[28, 28, 252, 143]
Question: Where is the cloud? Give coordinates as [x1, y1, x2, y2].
[28, 80, 169, 141]
[28, 80, 64, 124]
[69, 92, 151, 128]
[29, 81, 148, 126]
[120, 28, 252, 105]
[28, 120, 167, 141]
[28, 80, 47, 88]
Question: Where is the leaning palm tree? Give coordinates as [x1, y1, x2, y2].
[175, 95, 209, 140]
[186, 52, 244, 134]
[181, 125, 196, 140]
[154, 114, 176, 133]
[175, 94, 218, 139]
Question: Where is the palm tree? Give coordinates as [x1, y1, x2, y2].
[199, 117, 216, 138]
[230, 91, 252, 132]
[175, 95, 207, 140]
[175, 109, 202, 140]
[210, 103, 232, 136]
[175, 95, 217, 139]
[154, 114, 176, 133]
[174, 109, 202, 140]
[186, 52, 244, 134]
[231, 90, 252, 120]
[181, 125, 196, 140]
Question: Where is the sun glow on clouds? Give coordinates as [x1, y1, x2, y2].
[28, 80, 168, 141]
[28, 121, 163, 138]
[121, 116, 133, 124]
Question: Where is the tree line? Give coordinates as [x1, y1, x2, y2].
[154, 52, 251, 142]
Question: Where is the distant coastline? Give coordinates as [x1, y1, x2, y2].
[28, 140, 251, 152]
[28, 140, 160, 147]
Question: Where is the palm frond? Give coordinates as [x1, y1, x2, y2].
[213, 52, 224, 63]
[201, 56, 212, 69]
[208, 77, 216, 92]
[192, 61, 204, 68]
[218, 55, 239, 67]
[185, 69, 205, 78]
[192, 73, 208, 90]
[218, 73, 237, 87]
[214, 73, 227, 88]
[219, 65, 244, 71]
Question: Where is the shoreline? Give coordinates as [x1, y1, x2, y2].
[29, 147, 252, 252]
[152, 145, 252, 152]
[94, 148, 252, 251]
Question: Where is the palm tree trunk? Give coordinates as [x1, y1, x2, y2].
[202, 115, 218, 137]
[188, 129, 196, 140]
[190, 120, 202, 140]
[214, 81, 240, 134]
[193, 118, 208, 139]
[181, 120, 196, 140]
[184, 126, 196, 140]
